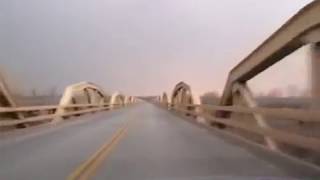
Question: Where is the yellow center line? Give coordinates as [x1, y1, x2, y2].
[67, 120, 131, 180]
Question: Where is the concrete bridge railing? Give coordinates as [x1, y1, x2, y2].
[0, 81, 136, 129]
[157, 0, 320, 166]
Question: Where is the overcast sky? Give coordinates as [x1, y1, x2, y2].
[0, 0, 313, 97]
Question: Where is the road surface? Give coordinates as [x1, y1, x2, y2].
[0, 103, 317, 179]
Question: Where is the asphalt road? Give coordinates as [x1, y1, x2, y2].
[0, 103, 317, 180]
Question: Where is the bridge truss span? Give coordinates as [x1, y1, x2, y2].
[157, 0, 320, 168]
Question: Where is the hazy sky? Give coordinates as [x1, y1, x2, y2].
[0, 0, 313, 97]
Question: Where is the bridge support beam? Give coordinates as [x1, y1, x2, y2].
[109, 92, 124, 109]
[0, 75, 24, 123]
[53, 86, 74, 123]
[233, 83, 279, 151]
[311, 42, 320, 108]
[53, 82, 109, 123]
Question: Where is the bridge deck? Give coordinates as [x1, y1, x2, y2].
[0, 103, 317, 179]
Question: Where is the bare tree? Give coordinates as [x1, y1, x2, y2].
[200, 91, 220, 105]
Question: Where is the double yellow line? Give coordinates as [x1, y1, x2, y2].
[67, 121, 130, 180]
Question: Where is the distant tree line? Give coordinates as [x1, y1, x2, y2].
[200, 91, 220, 105]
